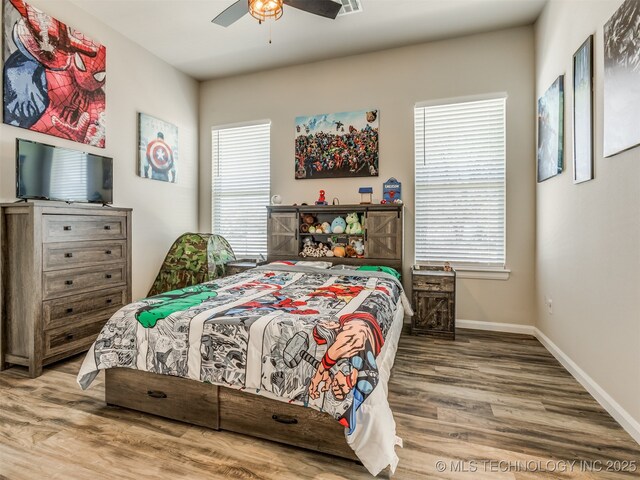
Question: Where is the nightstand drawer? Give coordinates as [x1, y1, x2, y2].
[413, 275, 455, 293]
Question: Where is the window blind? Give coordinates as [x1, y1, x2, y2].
[49, 152, 88, 202]
[212, 122, 270, 258]
[414, 97, 506, 267]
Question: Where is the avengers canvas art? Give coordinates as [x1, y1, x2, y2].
[295, 109, 379, 179]
[137, 112, 178, 183]
[2, 0, 106, 147]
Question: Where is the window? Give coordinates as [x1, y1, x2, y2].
[212, 122, 270, 258]
[414, 96, 506, 270]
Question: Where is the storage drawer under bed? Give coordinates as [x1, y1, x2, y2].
[218, 387, 355, 459]
[103, 368, 357, 461]
[105, 368, 219, 429]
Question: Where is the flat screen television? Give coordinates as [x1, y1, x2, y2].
[16, 139, 113, 204]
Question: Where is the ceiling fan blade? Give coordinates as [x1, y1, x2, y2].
[212, 0, 249, 27]
[283, 0, 342, 19]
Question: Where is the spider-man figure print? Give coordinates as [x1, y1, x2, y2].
[3, 0, 106, 147]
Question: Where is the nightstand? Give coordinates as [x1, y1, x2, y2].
[224, 259, 266, 277]
[411, 266, 456, 340]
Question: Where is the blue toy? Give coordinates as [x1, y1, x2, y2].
[331, 216, 347, 234]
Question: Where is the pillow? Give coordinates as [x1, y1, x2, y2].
[330, 264, 359, 271]
[357, 265, 402, 280]
[296, 261, 333, 269]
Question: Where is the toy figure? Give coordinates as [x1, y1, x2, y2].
[345, 212, 363, 235]
[331, 217, 346, 234]
[316, 190, 328, 205]
[350, 238, 365, 257]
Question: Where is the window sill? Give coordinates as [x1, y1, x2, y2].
[455, 267, 511, 281]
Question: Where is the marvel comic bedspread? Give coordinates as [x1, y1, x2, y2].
[78, 264, 411, 475]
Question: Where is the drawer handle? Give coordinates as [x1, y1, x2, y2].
[147, 390, 167, 399]
[65, 280, 74, 285]
[104, 225, 112, 230]
[105, 274, 112, 279]
[63, 226, 72, 231]
[66, 308, 74, 314]
[64, 253, 73, 258]
[105, 250, 112, 255]
[272, 414, 298, 425]
[106, 298, 113, 304]
[65, 334, 74, 341]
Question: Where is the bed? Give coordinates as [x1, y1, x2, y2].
[78, 262, 411, 476]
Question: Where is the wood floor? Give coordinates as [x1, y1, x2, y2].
[1, 329, 639, 479]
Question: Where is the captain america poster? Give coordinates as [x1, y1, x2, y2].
[138, 112, 178, 183]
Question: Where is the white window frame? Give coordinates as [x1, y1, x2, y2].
[414, 93, 510, 281]
[211, 120, 271, 259]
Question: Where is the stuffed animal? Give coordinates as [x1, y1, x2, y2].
[333, 246, 346, 257]
[321, 222, 331, 233]
[345, 212, 363, 235]
[300, 223, 309, 233]
[345, 245, 356, 257]
[308, 225, 316, 234]
[303, 214, 315, 225]
[331, 216, 346, 234]
[350, 238, 365, 256]
[300, 239, 329, 258]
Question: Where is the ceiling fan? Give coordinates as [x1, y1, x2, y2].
[212, 0, 343, 27]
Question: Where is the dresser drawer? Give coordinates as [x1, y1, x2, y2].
[105, 368, 219, 429]
[44, 318, 107, 359]
[43, 214, 126, 243]
[218, 387, 354, 459]
[43, 264, 127, 299]
[43, 287, 128, 330]
[43, 240, 126, 271]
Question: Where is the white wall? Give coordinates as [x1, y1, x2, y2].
[0, 0, 200, 300]
[199, 26, 537, 326]
[535, 0, 640, 426]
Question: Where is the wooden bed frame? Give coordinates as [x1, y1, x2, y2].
[105, 367, 358, 461]
[105, 205, 404, 463]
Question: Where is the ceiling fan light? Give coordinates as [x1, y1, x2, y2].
[249, 0, 283, 22]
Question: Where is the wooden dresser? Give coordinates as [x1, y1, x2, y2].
[411, 266, 456, 339]
[0, 201, 132, 377]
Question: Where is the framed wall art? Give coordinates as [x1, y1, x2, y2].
[2, 0, 106, 147]
[138, 113, 178, 183]
[295, 109, 379, 179]
[603, 0, 640, 157]
[537, 75, 564, 182]
[573, 35, 594, 184]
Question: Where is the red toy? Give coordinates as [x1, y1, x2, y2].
[315, 189, 328, 205]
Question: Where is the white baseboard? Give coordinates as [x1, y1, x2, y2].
[457, 319, 640, 445]
[457, 319, 535, 335]
[533, 327, 640, 445]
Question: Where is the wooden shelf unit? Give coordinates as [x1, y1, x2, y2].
[266, 204, 403, 270]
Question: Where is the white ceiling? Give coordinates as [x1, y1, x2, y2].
[69, 0, 547, 80]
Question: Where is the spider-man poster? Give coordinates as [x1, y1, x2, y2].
[137, 112, 178, 183]
[2, 0, 106, 147]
